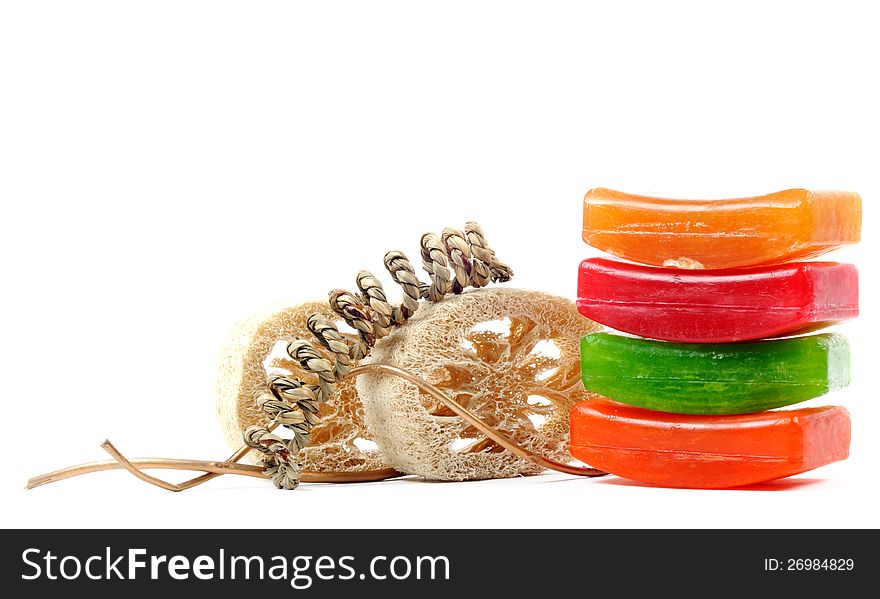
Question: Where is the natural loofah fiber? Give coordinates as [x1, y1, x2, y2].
[216, 301, 390, 472]
[356, 287, 602, 481]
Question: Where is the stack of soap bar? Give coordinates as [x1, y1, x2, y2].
[571, 188, 861, 488]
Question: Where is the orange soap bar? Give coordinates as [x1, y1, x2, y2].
[570, 398, 850, 489]
[582, 188, 861, 269]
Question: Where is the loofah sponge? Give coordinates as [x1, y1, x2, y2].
[356, 287, 602, 481]
[216, 301, 391, 473]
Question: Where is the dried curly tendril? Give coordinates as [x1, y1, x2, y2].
[243, 223, 513, 489]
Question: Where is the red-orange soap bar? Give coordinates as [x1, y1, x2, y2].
[570, 398, 850, 489]
[582, 188, 861, 269]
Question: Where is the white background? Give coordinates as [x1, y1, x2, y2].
[2, 1, 877, 528]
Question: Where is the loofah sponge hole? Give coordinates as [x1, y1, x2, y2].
[356, 287, 602, 481]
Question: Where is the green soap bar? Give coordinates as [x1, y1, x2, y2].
[580, 332, 850, 415]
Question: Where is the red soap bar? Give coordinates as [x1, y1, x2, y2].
[570, 398, 851, 489]
[577, 258, 858, 343]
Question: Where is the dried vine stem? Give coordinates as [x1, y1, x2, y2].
[27, 221, 607, 492]
[26, 364, 606, 491]
[243, 222, 515, 490]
